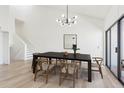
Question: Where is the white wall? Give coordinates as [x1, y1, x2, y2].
[0, 6, 15, 64]
[0, 6, 15, 46]
[14, 6, 104, 57]
[8, 6, 15, 46]
[104, 5, 124, 31]
[11, 19, 27, 61]
[0, 31, 3, 64]
[0, 6, 9, 31]
[2, 32, 9, 64]
[11, 33, 27, 61]
[0, 31, 9, 64]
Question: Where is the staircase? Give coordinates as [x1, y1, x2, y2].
[24, 38, 38, 60]
[25, 46, 35, 60]
[12, 33, 38, 61]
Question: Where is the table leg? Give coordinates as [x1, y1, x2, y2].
[32, 55, 38, 74]
[49, 58, 52, 64]
[88, 60, 92, 82]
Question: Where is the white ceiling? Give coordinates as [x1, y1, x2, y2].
[47, 5, 111, 20]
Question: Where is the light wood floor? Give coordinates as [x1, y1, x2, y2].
[0, 60, 123, 88]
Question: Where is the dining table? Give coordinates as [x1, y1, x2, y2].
[32, 52, 92, 82]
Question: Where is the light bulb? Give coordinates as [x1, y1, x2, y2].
[61, 23, 65, 26]
[59, 20, 62, 23]
[74, 21, 77, 24]
[68, 24, 71, 27]
[56, 19, 59, 22]
[61, 14, 65, 18]
[72, 16, 77, 19]
[56, 19, 62, 23]
[74, 16, 78, 19]
[68, 18, 71, 22]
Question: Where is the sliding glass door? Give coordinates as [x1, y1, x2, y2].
[120, 18, 124, 82]
[106, 24, 118, 77]
[110, 24, 118, 77]
[106, 16, 124, 85]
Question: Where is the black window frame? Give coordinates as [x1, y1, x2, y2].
[105, 14, 124, 85]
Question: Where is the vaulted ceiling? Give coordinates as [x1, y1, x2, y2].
[47, 5, 111, 20]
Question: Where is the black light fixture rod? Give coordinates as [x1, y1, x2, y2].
[67, 5, 68, 23]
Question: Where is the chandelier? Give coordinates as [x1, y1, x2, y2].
[56, 5, 77, 27]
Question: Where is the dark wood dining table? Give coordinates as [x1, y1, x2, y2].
[32, 52, 92, 82]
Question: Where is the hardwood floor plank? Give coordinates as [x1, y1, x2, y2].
[0, 60, 123, 88]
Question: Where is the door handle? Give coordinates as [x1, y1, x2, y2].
[115, 47, 118, 53]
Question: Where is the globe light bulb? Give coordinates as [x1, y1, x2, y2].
[68, 18, 71, 22]
[68, 24, 71, 27]
[74, 16, 78, 19]
[56, 19, 59, 22]
[74, 21, 77, 24]
[61, 14, 65, 18]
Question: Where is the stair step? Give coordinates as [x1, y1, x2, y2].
[26, 52, 33, 55]
[26, 53, 32, 55]
[27, 54, 33, 56]
[26, 57, 32, 60]
[26, 50, 34, 52]
[27, 48, 35, 50]
[26, 55, 33, 57]
[25, 47, 35, 60]
[26, 53, 33, 55]
[27, 48, 35, 51]
[25, 57, 33, 60]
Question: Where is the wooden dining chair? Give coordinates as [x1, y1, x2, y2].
[59, 60, 78, 88]
[74, 53, 82, 69]
[92, 57, 103, 79]
[34, 57, 55, 84]
[71, 60, 82, 70]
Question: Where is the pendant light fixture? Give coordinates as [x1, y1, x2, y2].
[56, 5, 77, 27]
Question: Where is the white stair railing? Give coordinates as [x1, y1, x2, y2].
[12, 33, 27, 61]
[23, 37, 39, 60]
[13, 32, 40, 60]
